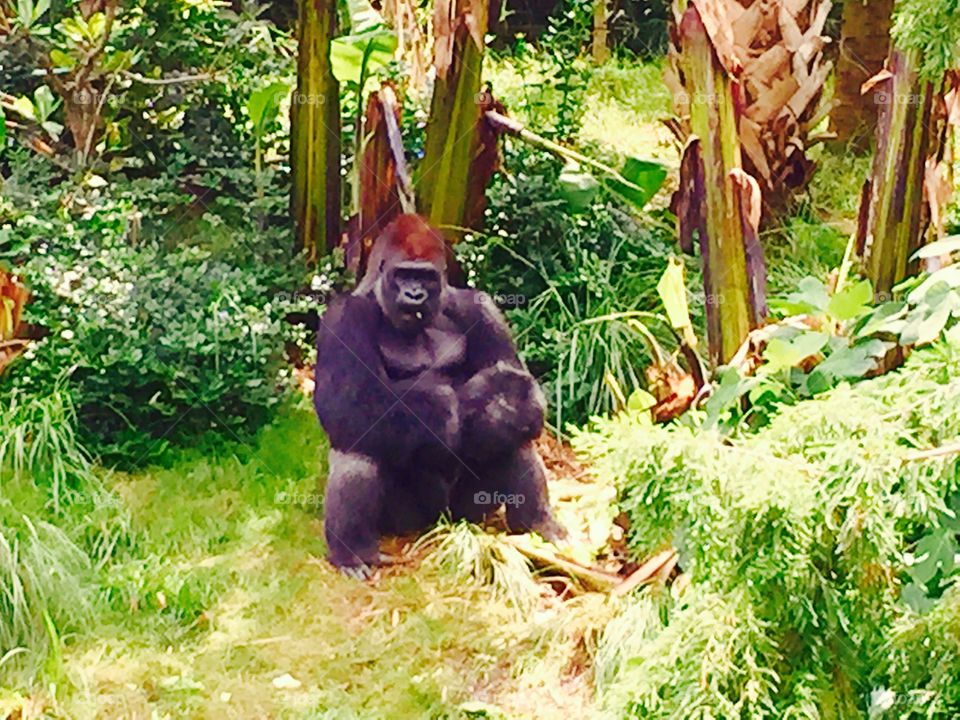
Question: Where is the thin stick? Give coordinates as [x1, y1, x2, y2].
[484, 110, 650, 195]
[902, 441, 960, 463]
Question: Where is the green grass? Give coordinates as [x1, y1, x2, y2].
[0, 399, 605, 719]
[486, 55, 676, 165]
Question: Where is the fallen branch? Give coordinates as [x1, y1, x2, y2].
[122, 70, 218, 86]
[506, 536, 680, 595]
[612, 549, 678, 596]
[484, 110, 651, 199]
[503, 535, 622, 592]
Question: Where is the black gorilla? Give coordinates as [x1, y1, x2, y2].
[314, 214, 565, 575]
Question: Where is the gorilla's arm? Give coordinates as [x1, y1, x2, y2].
[314, 294, 459, 463]
[447, 290, 545, 458]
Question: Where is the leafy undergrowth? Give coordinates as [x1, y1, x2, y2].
[576, 332, 960, 718]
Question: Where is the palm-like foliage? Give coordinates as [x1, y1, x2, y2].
[668, 0, 833, 212]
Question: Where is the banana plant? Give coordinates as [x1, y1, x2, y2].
[246, 82, 289, 205]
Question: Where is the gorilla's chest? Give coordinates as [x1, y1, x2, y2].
[379, 326, 467, 380]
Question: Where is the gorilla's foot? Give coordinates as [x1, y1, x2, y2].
[337, 562, 375, 581]
[528, 515, 568, 544]
[331, 552, 403, 581]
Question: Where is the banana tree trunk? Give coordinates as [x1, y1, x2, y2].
[291, 0, 342, 261]
[830, 0, 894, 151]
[859, 49, 937, 299]
[417, 0, 490, 238]
[673, 2, 766, 366]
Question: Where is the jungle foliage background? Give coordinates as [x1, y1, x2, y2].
[2, 0, 960, 717]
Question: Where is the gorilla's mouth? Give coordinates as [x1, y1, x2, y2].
[399, 307, 425, 324]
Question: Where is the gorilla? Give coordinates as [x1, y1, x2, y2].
[314, 214, 565, 576]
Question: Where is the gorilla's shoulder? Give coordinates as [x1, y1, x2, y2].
[443, 287, 506, 325]
[321, 291, 380, 326]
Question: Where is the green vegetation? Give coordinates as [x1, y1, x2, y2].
[3, 0, 960, 716]
[580, 333, 960, 717]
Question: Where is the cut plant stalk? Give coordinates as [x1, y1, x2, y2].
[291, 0, 342, 261]
[417, 0, 492, 238]
[671, 3, 767, 366]
[667, 0, 833, 214]
[830, 0, 894, 150]
[350, 84, 415, 276]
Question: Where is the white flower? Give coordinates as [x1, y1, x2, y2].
[61, 329, 75, 341]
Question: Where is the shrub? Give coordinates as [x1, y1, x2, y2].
[459, 145, 693, 429]
[0, 167, 320, 464]
[579, 333, 960, 717]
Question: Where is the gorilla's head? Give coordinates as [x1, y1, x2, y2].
[363, 214, 448, 335]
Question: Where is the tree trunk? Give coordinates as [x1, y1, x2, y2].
[291, 0, 342, 261]
[417, 0, 491, 239]
[829, 0, 894, 151]
[592, 0, 610, 63]
[859, 49, 938, 299]
[672, 3, 766, 366]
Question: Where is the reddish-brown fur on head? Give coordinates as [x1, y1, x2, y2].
[382, 214, 446, 265]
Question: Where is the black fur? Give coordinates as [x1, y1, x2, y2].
[314, 286, 564, 572]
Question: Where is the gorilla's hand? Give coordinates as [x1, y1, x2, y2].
[459, 362, 544, 459]
[395, 375, 460, 461]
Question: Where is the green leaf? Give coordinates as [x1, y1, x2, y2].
[773, 277, 830, 316]
[657, 258, 692, 331]
[856, 301, 908, 337]
[913, 235, 960, 259]
[899, 302, 952, 347]
[703, 366, 747, 428]
[9, 95, 36, 122]
[32, 85, 59, 123]
[0, 107, 6, 147]
[908, 266, 960, 305]
[49, 48, 76, 69]
[901, 582, 935, 613]
[330, 30, 397, 85]
[827, 279, 873, 321]
[246, 82, 289, 133]
[626, 389, 656, 413]
[911, 530, 956, 584]
[763, 331, 829, 372]
[603, 157, 666, 210]
[557, 164, 599, 210]
[814, 342, 885, 381]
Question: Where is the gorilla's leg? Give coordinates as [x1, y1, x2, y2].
[378, 467, 451, 535]
[450, 443, 566, 541]
[324, 449, 383, 571]
[499, 442, 567, 542]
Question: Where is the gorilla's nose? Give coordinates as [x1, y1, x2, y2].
[402, 288, 427, 306]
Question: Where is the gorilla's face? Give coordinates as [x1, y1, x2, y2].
[380, 260, 443, 334]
